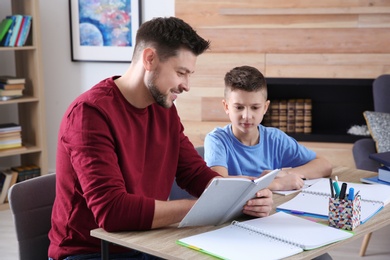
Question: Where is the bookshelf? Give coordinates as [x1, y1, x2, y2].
[0, 0, 48, 179]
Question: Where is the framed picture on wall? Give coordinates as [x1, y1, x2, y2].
[69, 0, 141, 62]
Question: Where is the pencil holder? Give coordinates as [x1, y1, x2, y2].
[328, 195, 361, 231]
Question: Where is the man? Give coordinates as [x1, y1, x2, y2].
[48, 17, 273, 260]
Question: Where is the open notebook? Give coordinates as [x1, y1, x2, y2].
[277, 178, 390, 223]
[177, 212, 353, 260]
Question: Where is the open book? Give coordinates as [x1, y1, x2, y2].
[177, 211, 353, 260]
[178, 169, 279, 227]
[277, 178, 390, 223]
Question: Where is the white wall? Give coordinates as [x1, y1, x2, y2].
[0, 0, 174, 172]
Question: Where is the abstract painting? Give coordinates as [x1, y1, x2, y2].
[70, 0, 140, 62]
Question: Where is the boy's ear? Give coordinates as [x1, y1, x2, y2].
[264, 100, 271, 115]
[222, 99, 229, 114]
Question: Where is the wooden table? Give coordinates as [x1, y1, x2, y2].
[91, 166, 389, 260]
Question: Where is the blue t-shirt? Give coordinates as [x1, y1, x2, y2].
[204, 124, 316, 177]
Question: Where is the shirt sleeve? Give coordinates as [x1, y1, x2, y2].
[204, 130, 229, 168]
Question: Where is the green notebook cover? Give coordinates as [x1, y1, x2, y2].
[0, 18, 13, 42]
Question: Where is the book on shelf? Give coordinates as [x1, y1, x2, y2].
[304, 99, 312, 134]
[0, 16, 15, 46]
[0, 142, 23, 150]
[270, 99, 279, 128]
[0, 123, 22, 133]
[177, 211, 353, 260]
[11, 164, 41, 183]
[0, 17, 13, 42]
[0, 88, 24, 97]
[278, 99, 287, 132]
[178, 169, 279, 228]
[0, 169, 18, 204]
[294, 99, 304, 133]
[0, 131, 21, 141]
[7, 14, 23, 47]
[0, 82, 25, 90]
[276, 178, 390, 224]
[286, 99, 296, 133]
[0, 75, 26, 84]
[16, 15, 32, 47]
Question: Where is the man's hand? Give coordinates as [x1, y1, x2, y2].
[243, 189, 273, 218]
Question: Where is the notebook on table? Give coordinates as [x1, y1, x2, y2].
[177, 211, 353, 260]
[276, 178, 390, 223]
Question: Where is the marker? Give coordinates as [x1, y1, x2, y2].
[333, 181, 341, 198]
[348, 187, 355, 200]
[339, 183, 347, 200]
[329, 178, 335, 198]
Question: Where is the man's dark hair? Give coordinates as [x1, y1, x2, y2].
[133, 17, 210, 61]
[224, 66, 267, 98]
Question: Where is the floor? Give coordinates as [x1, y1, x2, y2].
[1, 209, 390, 260]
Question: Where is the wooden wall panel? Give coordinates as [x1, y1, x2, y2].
[265, 54, 390, 78]
[175, 0, 390, 167]
[196, 28, 390, 53]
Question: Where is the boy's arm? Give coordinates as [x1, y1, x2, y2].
[266, 155, 332, 191]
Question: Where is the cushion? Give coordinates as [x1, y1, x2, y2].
[363, 111, 390, 153]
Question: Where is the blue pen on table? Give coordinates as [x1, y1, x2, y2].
[348, 187, 355, 200]
[339, 183, 347, 200]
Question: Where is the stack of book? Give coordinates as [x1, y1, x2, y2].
[0, 75, 25, 100]
[264, 99, 312, 134]
[361, 152, 390, 185]
[0, 15, 32, 47]
[0, 123, 23, 151]
[11, 164, 41, 182]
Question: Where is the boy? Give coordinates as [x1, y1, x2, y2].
[204, 66, 332, 191]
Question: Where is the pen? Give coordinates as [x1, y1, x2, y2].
[355, 190, 360, 199]
[348, 187, 355, 200]
[329, 178, 335, 198]
[339, 183, 347, 200]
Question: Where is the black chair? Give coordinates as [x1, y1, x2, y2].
[353, 74, 390, 171]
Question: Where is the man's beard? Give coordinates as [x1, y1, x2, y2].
[147, 69, 172, 108]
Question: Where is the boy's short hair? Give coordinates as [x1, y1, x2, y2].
[224, 66, 267, 99]
[133, 17, 210, 62]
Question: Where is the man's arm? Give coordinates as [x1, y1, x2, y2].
[152, 199, 196, 228]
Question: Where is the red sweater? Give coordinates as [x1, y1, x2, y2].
[48, 77, 220, 259]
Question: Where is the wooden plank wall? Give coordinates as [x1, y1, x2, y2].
[175, 0, 390, 122]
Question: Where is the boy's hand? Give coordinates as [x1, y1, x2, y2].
[243, 189, 273, 218]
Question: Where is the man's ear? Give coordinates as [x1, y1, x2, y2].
[222, 99, 229, 114]
[143, 48, 157, 71]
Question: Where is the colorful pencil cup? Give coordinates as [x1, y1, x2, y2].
[328, 195, 361, 230]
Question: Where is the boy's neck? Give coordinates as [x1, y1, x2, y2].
[232, 126, 260, 146]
